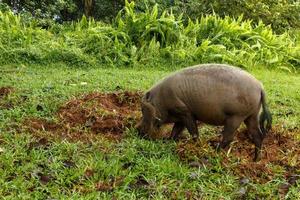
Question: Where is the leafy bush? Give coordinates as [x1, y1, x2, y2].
[137, 0, 300, 33]
[0, 1, 299, 71]
[2, 0, 300, 33]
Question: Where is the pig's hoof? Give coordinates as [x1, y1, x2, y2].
[253, 154, 261, 162]
[192, 136, 198, 142]
[253, 157, 261, 162]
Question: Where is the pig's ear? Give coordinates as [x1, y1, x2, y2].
[142, 101, 155, 116]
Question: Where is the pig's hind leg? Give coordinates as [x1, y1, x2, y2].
[219, 116, 244, 149]
[244, 114, 264, 162]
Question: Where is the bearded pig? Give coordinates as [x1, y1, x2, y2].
[136, 63, 272, 161]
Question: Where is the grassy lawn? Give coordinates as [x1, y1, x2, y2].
[0, 64, 299, 199]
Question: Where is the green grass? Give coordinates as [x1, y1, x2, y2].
[0, 64, 299, 199]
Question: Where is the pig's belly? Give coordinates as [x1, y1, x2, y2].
[193, 108, 227, 126]
[189, 98, 244, 126]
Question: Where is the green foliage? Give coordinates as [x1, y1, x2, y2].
[1, 0, 124, 23]
[2, 0, 300, 33]
[2, 0, 78, 21]
[138, 0, 300, 33]
[0, 2, 299, 70]
[116, 2, 183, 48]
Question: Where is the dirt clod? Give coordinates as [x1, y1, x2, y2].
[38, 173, 52, 184]
[0, 86, 14, 109]
[28, 137, 49, 150]
[0, 86, 13, 98]
[63, 160, 76, 168]
[129, 175, 150, 189]
[84, 168, 95, 178]
[95, 176, 123, 192]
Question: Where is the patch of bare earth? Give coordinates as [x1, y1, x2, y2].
[176, 126, 300, 185]
[21, 90, 300, 194]
[24, 91, 142, 142]
[0, 86, 14, 109]
[0, 86, 13, 98]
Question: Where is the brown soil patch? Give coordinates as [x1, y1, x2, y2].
[0, 86, 15, 109]
[0, 86, 13, 98]
[24, 91, 142, 142]
[21, 90, 300, 186]
[177, 126, 300, 183]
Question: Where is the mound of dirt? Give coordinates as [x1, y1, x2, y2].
[57, 91, 141, 133]
[177, 127, 300, 183]
[25, 91, 142, 142]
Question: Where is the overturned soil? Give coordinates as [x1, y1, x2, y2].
[24, 91, 142, 142]
[177, 126, 300, 183]
[22, 91, 300, 185]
